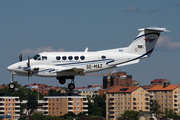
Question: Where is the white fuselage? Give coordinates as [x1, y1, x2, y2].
[7, 51, 140, 77]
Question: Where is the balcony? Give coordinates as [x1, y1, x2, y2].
[43, 105, 48, 108]
[68, 109, 73, 112]
[68, 105, 73, 107]
[15, 101, 20, 103]
[83, 100, 88, 103]
[108, 107, 114, 111]
[15, 105, 20, 108]
[174, 106, 178, 108]
[0, 105, 4, 108]
[83, 109, 88, 112]
[145, 102, 150, 105]
[145, 98, 149, 101]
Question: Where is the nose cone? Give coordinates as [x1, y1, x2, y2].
[7, 64, 15, 71]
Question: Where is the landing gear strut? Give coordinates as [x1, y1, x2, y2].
[56, 76, 75, 90]
[9, 72, 15, 89]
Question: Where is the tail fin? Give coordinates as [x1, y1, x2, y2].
[127, 27, 168, 57]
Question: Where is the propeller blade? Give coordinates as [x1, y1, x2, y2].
[27, 56, 31, 81]
[27, 56, 30, 67]
[19, 54, 22, 61]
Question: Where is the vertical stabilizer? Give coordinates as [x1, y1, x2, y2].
[127, 27, 168, 57]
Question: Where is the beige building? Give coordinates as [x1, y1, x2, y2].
[0, 96, 20, 120]
[106, 86, 150, 120]
[43, 96, 88, 116]
[77, 87, 100, 98]
[149, 84, 180, 115]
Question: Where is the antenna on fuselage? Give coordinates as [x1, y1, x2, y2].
[84, 47, 88, 52]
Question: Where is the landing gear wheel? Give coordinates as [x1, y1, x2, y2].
[68, 83, 75, 90]
[59, 79, 66, 84]
[9, 83, 15, 89]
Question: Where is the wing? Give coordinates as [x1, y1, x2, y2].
[56, 67, 85, 76]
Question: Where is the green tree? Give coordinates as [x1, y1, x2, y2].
[150, 100, 162, 118]
[88, 94, 106, 117]
[26, 93, 38, 115]
[118, 110, 139, 120]
[162, 108, 180, 119]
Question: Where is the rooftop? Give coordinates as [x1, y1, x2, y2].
[149, 85, 179, 91]
[106, 86, 140, 93]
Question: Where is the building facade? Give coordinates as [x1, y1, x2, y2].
[106, 86, 150, 120]
[0, 96, 20, 120]
[149, 84, 180, 115]
[43, 96, 88, 116]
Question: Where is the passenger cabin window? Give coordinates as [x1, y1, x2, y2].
[68, 56, 73, 60]
[33, 54, 40, 60]
[62, 56, 67, 60]
[74, 56, 79, 60]
[42, 56, 47, 60]
[80, 56, 85, 60]
[56, 56, 61, 60]
[101, 55, 106, 59]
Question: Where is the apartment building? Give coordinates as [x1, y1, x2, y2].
[148, 84, 180, 115]
[43, 95, 88, 116]
[0, 96, 20, 120]
[106, 86, 150, 120]
[76, 87, 100, 98]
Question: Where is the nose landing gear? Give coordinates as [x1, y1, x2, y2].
[9, 72, 15, 89]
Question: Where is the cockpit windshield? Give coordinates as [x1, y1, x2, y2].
[33, 54, 40, 60]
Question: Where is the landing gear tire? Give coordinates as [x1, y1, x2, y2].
[68, 83, 75, 90]
[59, 79, 66, 84]
[9, 83, 15, 89]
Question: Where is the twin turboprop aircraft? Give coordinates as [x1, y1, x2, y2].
[7, 27, 168, 90]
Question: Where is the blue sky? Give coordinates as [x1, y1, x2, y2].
[1, 1, 180, 87]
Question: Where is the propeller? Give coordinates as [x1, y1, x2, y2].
[19, 54, 22, 61]
[23, 56, 31, 81]
[27, 56, 31, 81]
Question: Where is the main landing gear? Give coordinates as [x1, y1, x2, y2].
[56, 76, 75, 90]
[9, 72, 15, 89]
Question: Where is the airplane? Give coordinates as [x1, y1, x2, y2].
[7, 27, 169, 90]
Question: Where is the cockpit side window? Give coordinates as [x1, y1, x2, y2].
[33, 54, 40, 60]
[42, 56, 47, 60]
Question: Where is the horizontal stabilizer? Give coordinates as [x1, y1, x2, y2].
[138, 27, 170, 32]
